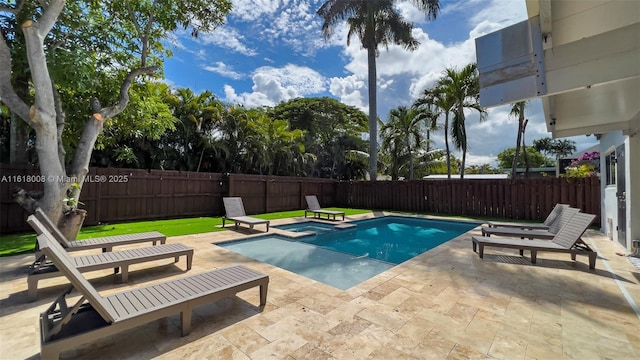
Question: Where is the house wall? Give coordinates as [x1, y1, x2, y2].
[629, 133, 639, 252]
[599, 130, 638, 252]
[599, 131, 624, 245]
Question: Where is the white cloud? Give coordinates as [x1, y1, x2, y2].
[319, 0, 535, 166]
[167, 0, 579, 167]
[223, 64, 327, 107]
[198, 26, 257, 56]
[329, 75, 366, 111]
[203, 62, 244, 80]
[230, 0, 284, 21]
[229, 0, 327, 55]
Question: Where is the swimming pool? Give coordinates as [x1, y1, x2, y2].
[218, 216, 479, 290]
[273, 221, 336, 234]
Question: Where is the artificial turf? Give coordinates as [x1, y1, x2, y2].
[0, 208, 371, 257]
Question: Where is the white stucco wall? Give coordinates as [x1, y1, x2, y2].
[599, 130, 637, 252]
[629, 133, 639, 251]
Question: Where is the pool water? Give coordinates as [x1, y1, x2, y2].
[302, 216, 478, 264]
[218, 216, 479, 290]
[219, 236, 394, 290]
[273, 221, 335, 234]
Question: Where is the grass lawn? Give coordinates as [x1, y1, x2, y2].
[0, 208, 371, 257]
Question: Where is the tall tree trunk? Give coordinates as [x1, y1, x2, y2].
[408, 146, 414, 180]
[426, 129, 431, 176]
[522, 119, 530, 177]
[9, 72, 30, 164]
[444, 113, 451, 178]
[9, 113, 28, 164]
[367, 47, 377, 181]
[511, 115, 524, 178]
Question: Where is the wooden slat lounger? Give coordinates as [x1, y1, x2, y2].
[28, 237, 192, 302]
[481, 207, 579, 239]
[35, 230, 269, 360]
[222, 197, 270, 231]
[486, 203, 569, 230]
[27, 216, 193, 301]
[472, 212, 598, 269]
[34, 208, 166, 255]
[304, 195, 345, 221]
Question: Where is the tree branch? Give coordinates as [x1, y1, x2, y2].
[0, 34, 32, 124]
[37, 0, 66, 37]
[102, 65, 159, 119]
[68, 65, 158, 182]
[52, 81, 67, 169]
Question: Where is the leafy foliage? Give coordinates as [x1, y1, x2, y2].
[497, 147, 546, 169]
[317, 0, 441, 180]
[564, 151, 600, 178]
[533, 137, 577, 160]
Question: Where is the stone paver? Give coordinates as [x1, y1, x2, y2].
[1, 213, 638, 359]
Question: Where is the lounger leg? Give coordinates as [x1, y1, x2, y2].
[519, 249, 524, 256]
[472, 242, 477, 253]
[27, 277, 38, 301]
[571, 253, 576, 261]
[181, 310, 192, 336]
[589, 254, 597, 270]
[174, 256, 179, 263]
[260, 283, 268, 306]
[478, 245, 484, 259]
[530, 251, 537, 264]
[40, 345, 60, 360]
[121, 266, 129, 282]
[186, 253, 193, 270]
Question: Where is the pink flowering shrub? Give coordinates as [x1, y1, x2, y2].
[564, 151, 600, 177]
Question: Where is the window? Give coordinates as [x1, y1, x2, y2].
[605, 152, 616, 185]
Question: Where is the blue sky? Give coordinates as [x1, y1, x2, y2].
[163, 0, 597, 166]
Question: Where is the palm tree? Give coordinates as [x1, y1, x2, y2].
[436, 64, 486, 179]
[317, 0, 440, 181]
[510, 101, 527, 178]
[413, 89, 443, 175]
[415, 85, 454, 177]
[380, 106, 425, 180]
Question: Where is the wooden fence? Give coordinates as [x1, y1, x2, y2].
[0, 165, 339, 234]
[335, 177, 601, 224]
[0, 164, 600, 234]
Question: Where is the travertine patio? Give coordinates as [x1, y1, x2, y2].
[1, 213, 639, 359]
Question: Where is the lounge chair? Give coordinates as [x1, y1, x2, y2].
[222, 197, 270, 231]
[481, 207, 579, 239]
[26, 216, 193, 301]
[486, 203, 569, 230]
[472, 212, 597, 269]
[304, 195, 345, 221]
[36, 230, 269, 360]
[34, 208, 166, 256]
